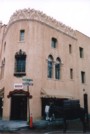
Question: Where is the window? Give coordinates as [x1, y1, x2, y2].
[69, 44, 72, 54]
[70, 68, 73, 79]
[51, 38, 57, 48]
[81, 71, 85, 83]
[55, 57, 61, 79]
[48, 55, 53, 78]
[20, 30, 25, 41]
[0, 59, 5, 79]
[15, 58, 25, 72]
[4, 42, 6, 52]
[14, 50, 26, 77]
[79, 47, 84, 58]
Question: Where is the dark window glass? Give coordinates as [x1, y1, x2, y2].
[79, 47, 84, 58]
[55, 64, 60, 79]
[48, 61, 53, 78]
[47, 55, 53, 78]
[20, 30, 25, 41]
[81, 71, 85, 83]
[70, 68, 73, 79]
[14, 50, 26, 77]
[51, 38, 57, 48]
[15, 58, 25, 73]
[1, 59, 5, 79]
[69, 44, 72, 54]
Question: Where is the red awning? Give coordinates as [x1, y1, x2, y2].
[7, 89, 32, 98]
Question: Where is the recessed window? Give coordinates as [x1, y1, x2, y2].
[4, 42, 6, 52]
[55, 57, 61, 79]
[79, 47, 84, 58]
[20, 30, 25, 41]
[47, 55, 53, 78]
[70, 68, 73, 79]
[51, 38, 57, 48]
[81, 71, 85, 83]
[69, 44, 72, 54]
[14, 50, 26, 77]
[1, 59, 5, 79]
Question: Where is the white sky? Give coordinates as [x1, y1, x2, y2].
[0, 0, 90, 37]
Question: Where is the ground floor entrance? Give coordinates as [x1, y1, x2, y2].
[10, 95, 27, 120]
[41, 98, 67, 119]
[0, 98, 3, 118]
[8, 89, 32, 121]
[7, 89, 32, 120]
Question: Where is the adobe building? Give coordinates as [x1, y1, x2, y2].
[0, 8, 90, 120]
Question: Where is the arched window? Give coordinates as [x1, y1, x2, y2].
[48, 55, 53, 78]
[55, 57, 61, 79]
[14, 49, 26, 77]
[1, 58, 5, 79]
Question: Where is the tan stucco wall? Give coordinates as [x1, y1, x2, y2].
[76, 31, 90, 111]
[0, 9, 90, 120]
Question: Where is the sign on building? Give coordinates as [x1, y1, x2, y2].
[22, 77, 33, 86]
[14, 83, 23, 90]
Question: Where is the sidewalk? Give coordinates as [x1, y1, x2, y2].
[0, 119, 90, 132]
[0, 119, 63, 132]
[0, 120, 28, 132]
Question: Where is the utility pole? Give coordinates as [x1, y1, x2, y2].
[22, 77, 33, 123]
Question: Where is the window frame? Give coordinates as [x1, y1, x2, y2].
[51, 37, 57, 48]
[79, 47, 84, 58]
[70, 68, 73, 79]
[20, 30, 25, 41]
[55, 58, 61, 80]
[14, 50, 26, 77]
[81, 71, 85, 83]
[47, 55, 53, 78]
[69, 44, 72, 54]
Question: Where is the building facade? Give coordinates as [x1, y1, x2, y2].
[0, 9, 90, 120]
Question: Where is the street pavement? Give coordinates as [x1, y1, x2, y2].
[0, 119, 90, 133]
[0, 120, 28, 131]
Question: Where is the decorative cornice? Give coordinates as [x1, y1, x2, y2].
[8, 8, 76, 39]
[15, 49, 26, 58]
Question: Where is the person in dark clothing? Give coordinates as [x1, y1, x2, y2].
[49, 102, 55, 121]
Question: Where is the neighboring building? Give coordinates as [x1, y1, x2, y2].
[0, 9, 90, 120]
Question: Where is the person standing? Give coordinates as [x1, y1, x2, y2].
[45, 104, 50, 120]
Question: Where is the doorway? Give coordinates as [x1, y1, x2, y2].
[41, 98, 66, 119]
[83, 93, 89, 122]
[10, 95, 27, 120]
[0, 98, 3, 118]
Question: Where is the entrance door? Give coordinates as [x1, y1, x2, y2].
[0, 98, 2, 118]
[10, 95, 27, 120]
[84, 93, 89, 122]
